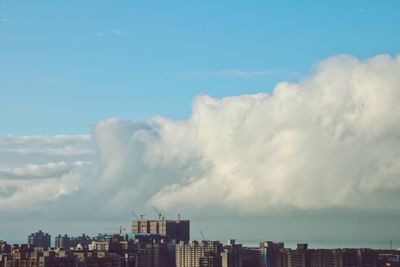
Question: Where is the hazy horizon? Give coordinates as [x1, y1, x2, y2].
[1, 1, 400, 247]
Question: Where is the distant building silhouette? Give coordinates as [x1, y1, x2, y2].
[27, 230, 51, 248]
[55, 234, 71, 249]
[259, 241, 286, 267]
[221, 239, 242, 267]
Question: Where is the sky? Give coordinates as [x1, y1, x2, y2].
[1, 1, 400, 247]
[1, 0, 400, 135]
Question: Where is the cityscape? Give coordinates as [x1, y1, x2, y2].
[2, 1, 400, 267]
[0, 215, 399, 267]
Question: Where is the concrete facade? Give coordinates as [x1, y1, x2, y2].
[132, 218, 190, 242]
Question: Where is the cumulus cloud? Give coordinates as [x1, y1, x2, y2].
[0, 135, 94, 210]
[0, 135, 93, 156]
[134, 54, 400, 214]
[0, 161, 90, 180]
[1, 54, 400, 218]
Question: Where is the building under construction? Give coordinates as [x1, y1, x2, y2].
[131, 215, 190, 243]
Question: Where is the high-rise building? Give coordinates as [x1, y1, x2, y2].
[357, 249, 378, 267]
[132, 217, 190, 242]
[27, 230, 51, 248]
[176, 241, 223, 267]
[55, 234, 71, 249]
[242, 247, 260, 267]
[221, 239, 243, 267]
[70, 234, 92, 248]
[308, 249, 334, 267]
[200, 252, 222, 267]
[339, 249, 358, 267]
[136, 241, 168, 267]
[291, 243, 309, 267]
[259, 241, 286, 267]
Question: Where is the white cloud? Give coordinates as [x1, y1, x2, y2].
[0, 135, 94, 210]
[108, 29, 127, 37]
[0, 6, 8, 23]
[148, 54, 400, 213]
[0, 135, 94, 157]
[0, 161, 90, 180]
[1, 54, 400, 219]
[95, 29, 127, 38]
[0, 166, 89, 211]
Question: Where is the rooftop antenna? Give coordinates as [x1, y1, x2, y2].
[118, 226, 126, 235]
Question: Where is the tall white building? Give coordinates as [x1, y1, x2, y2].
[176, 241, 222, 267]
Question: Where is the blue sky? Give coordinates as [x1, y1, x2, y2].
[1, 0, 400, 135]
[2, 1, 400, 244]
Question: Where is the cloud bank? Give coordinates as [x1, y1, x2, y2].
[2, 54, 400, 218]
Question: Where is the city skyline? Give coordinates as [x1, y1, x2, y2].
[4, 216, 400, 250]
[1, 1, 400, 249]
[5, 228, 400, 267]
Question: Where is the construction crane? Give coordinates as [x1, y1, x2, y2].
[200, 230, 206, 241]
[131, 211, 140, 220]
[132, 211, 145, 221]
[150, 205, 163, 220]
